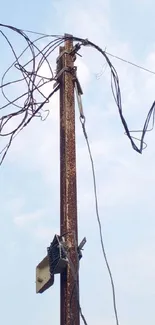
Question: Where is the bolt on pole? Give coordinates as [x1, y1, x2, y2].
[59, 37, 80, 325]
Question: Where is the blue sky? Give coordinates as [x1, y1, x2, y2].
[1, 1, 155, 325]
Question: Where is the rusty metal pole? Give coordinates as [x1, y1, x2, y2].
[59, 37, 80, 325]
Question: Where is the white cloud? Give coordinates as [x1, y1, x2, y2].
[14, 209, 45, 227]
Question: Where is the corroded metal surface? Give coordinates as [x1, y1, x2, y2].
[59, 39, 79, 325]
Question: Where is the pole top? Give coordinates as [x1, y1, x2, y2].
[64, 33, 73, 38]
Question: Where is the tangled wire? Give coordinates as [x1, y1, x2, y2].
[0, 23, 155, 165]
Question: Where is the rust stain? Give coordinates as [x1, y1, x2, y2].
[59, 39, 80, 325]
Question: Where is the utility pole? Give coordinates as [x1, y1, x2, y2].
[36, 36, 84, 325]
[59, 37, 80, 325]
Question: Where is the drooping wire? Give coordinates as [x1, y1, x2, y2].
[18, 27, 155, 76]
[79, 115, 119, 325]
[64, 35, 155, 154]
[0, 24, 64, 164]
[74, 62, 119, 324]
[0, 84, 59, 164]
[0, 24, 155, 166]
[17, 26, 155, 78]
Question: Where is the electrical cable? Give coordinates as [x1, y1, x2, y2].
[0, 24, 155, 166]
[62, 35, 155, 154]
[0, 24, 64, 164]
[16, 25, 155, 76]
[79, 116, 120, 325]
[75, 62, 119, 323]
[75, 72, 120, 325]
[105, 51, 155, 75]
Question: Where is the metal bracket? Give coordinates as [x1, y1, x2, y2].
[56, 44, 82, 62]
[53, 66, 72, 89]
[56, 50, 71, 63]
[72, 67, 83, 95]
[78, 237, 86, 251]
[70, 43, 82, 58]
[54, 40, 83, 90]
[73, 68, 84, 118]
[36, 255, 54, 294]
[77, 237, 86, 260]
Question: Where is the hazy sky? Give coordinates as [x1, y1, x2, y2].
[1, 1, 155, 325]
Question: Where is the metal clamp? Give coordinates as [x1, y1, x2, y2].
[78, 237, 86, 260]
[72, 67, 83, 95]
[70, 43, 82, 58]
[53, 66, 73, 89]
[56, 50, 71, 63]
[73, 68, 85, 119]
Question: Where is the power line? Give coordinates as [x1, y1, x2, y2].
[21, 27, 155, 76]
[0, 23, 155, 165]
[22, 29, 62, 38]
[20, 28, 155, 76]
[76, 37, 155, 154]
[105, 51, 155, 76]
[79, 116, 120, 325]
[18, 27, 155, 76]
[0, 24, 64, 164]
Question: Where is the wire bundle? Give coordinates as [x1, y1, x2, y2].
[0, 25, 155, 165]
[0, 24, 65, 164]
[64, 35, 155, 154]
